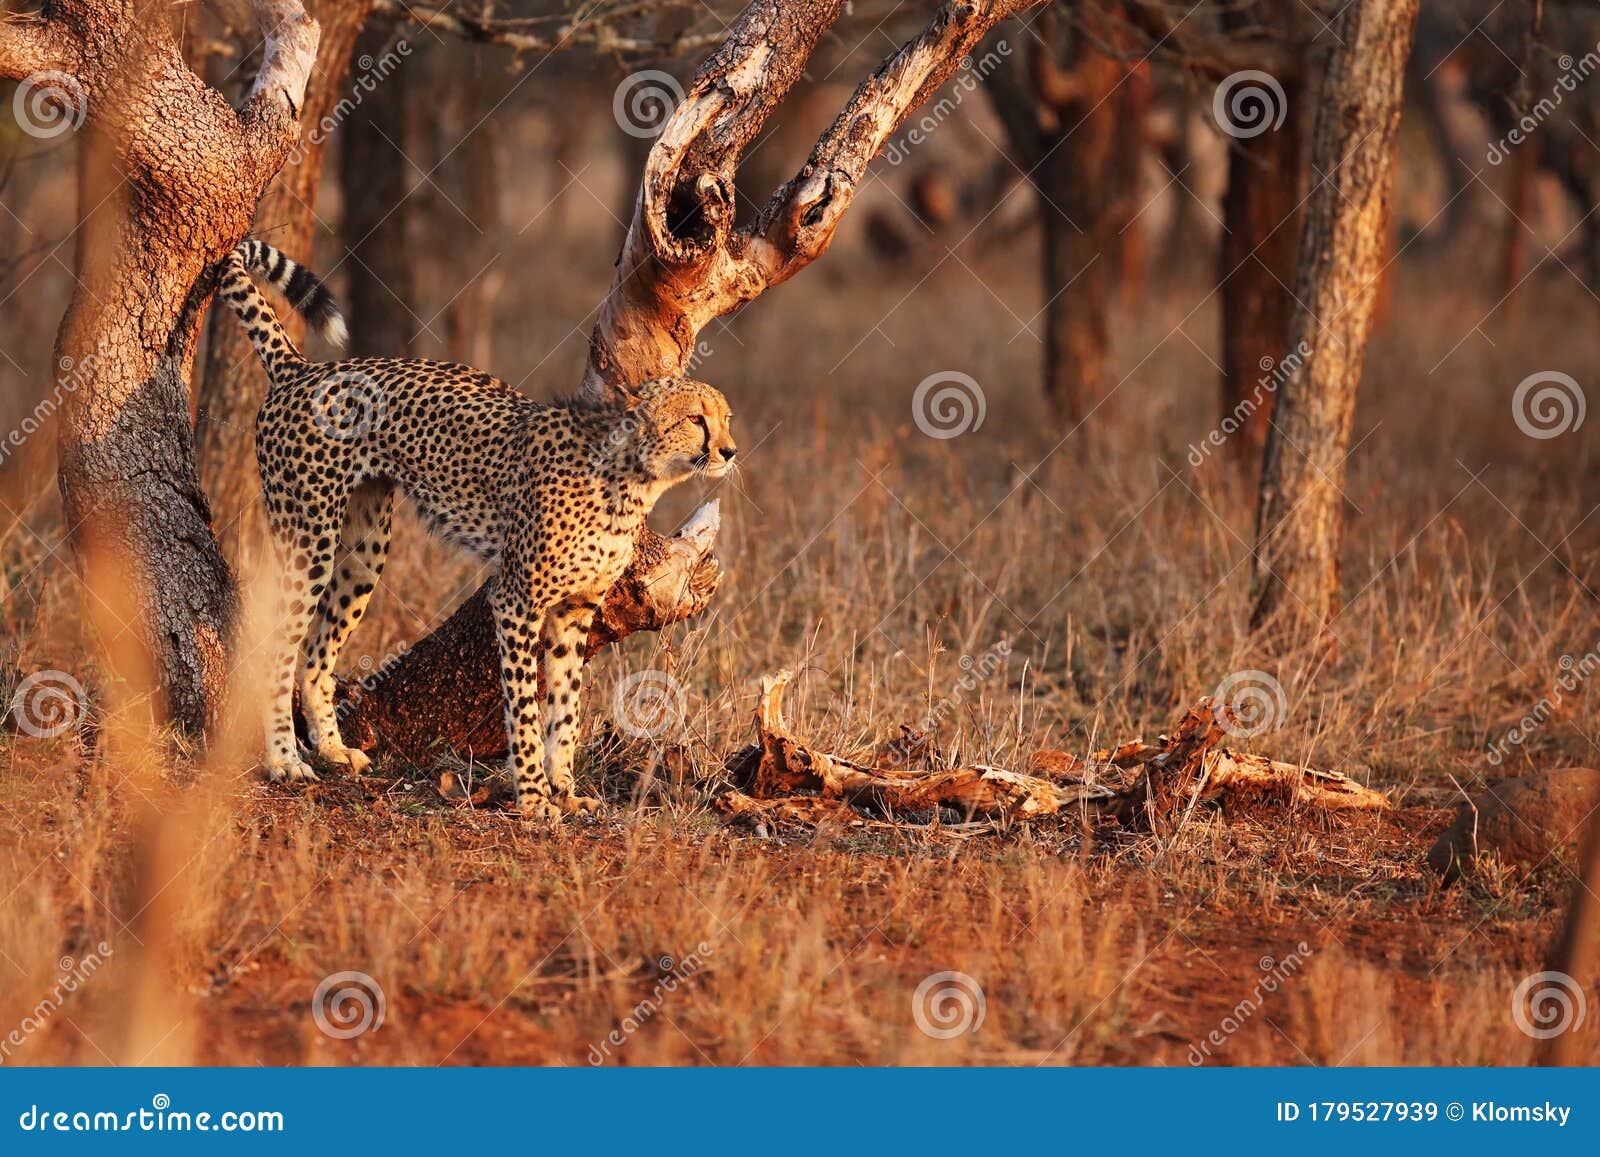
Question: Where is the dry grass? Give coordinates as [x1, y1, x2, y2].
[2, 149, 1599, 1065]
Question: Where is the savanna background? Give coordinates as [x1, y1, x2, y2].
[0, 0, 1598, 1066]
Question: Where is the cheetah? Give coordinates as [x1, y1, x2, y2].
[214, 240, 736, 821]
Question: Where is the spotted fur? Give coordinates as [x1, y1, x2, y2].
[215, 240, 736, 821]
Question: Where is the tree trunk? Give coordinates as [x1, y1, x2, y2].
[1218, 73, 1303, 471]
[984, 13, 1130, 424]
[441, 50, 502, 367]
[1249, 0, 1420, 632]
[1038, 155, 1111, 422]
[196, 0, 376, 556]
[338, 21, 417, 357]
[1111, 62, 1150, 308]
[1, 0, 320, 733]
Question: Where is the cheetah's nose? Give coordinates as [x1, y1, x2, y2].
[719, 448, 736, 461]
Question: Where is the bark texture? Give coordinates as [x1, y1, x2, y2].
[1249, 0, 1420, 632]
[347, 0, 1055, 763]
[1, 0, 320, 732]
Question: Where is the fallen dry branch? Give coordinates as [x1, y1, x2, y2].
[719, 670, 1388, 830]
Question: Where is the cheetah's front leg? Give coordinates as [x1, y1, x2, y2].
[489, 578, 560, 823]
[540, 600, 604, 815]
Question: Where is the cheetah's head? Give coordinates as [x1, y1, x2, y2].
[629, 377, 737, 483]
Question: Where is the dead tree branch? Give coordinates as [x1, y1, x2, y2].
[368, 0, 728, 58]
[720, 670, 1388, 830]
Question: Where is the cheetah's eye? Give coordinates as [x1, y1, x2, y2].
[686, 414, 708, 429]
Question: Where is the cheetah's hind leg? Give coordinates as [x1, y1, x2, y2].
[299, 479, 394, 775]
[262, 483, 349, 785]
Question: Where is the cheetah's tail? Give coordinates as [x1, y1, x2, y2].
[234, 239, 348, 348]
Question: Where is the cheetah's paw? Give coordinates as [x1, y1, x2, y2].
[264, 754, 321, 784]
[517, 798, 565, 825]
[555, 793, 604, 816]
[321, 745, 372, 776]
